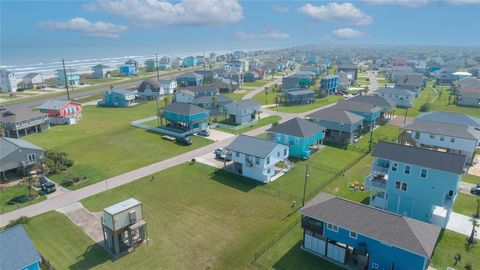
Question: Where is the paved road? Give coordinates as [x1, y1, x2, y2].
[367, 70, 378, 94]
[459, 181, 476, 196]
[242, 76, 283, 100]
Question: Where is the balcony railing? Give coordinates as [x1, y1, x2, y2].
[372, 164, 389, 174]
[365, 173, 388, 190]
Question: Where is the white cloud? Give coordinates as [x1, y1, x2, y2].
[84, 0, 243, 28]
[272, 5, 289, 13]
[36, 17, 128, 38]
[298, 3, 373, 25]
[332, 28, 367, 39]
[235, 28, 290, 40]
[448, 0, 480, 4]
[361, 0, 429, 7]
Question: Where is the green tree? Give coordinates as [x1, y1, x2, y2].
[25, 175, 37, 198]
[467, 219, 479, 246]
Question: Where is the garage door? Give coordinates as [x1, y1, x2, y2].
[304, 234, 326, 256]
[327, 243, 346, 264]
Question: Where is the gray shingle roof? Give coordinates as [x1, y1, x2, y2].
[375, 87, 416, 96]
[286, 89, 315, 96]
[193, 95, 232, 104]
[333, 100, 382, 114]
[1, 108, 48, 123]
[184, 85, 219, 93]
[338, 63, 357, 70]
[0, 225, 41, 270]
[138, 79, 161, 93]
[163, 102, 208, 115]
[0, 137, 44, 159]
[372, 141, 466, 174]
[349, 95, 395, 110]
[306, 108, 364, 124]
[402, 120, 480, 140]
[267, 117, 324, 138]
[22, 72, 40, 79]
[177, 72, 203, 79]
[417, 111, 480, 128]
[38, 100, 76, 110]
[396, 73, 423, 87]
[300, 193, 440, 258]
[226, 134, 280, 158]
[235, 99, 260, 109]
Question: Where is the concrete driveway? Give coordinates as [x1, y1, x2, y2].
[459, 181, 477, 196]
[446, 212, 479, 240]
[468, 155, 480, 177]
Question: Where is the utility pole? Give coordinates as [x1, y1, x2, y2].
[369, 123, 374, 153]
[155, 53, 160, 127]
[302, 164, 310, 207]
[62, 58, 70, 100]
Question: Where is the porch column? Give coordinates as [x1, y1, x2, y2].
[15, 129, 19, 138]
[35, 125, 38, 133]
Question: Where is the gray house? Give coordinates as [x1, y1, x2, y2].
[91, 64, 111, 79]
[22, 73, 44, 89]
[224, 99, 260, 125]
[0, 108, 50, 138]
[375, 87, 416, 108]
[395, 73, 424, 95]
[306, 108, 363, 144]
[0, 137, 45, 180]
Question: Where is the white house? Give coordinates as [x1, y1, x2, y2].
[22, 73, 44, 89]
[375, 87, 416, 108]
[0, 69, 17, 93]
[158, 79, 177, 95]
[225, 135, 291, 183]
[137, 78, 176, 100]
[224, 99, 260, 125]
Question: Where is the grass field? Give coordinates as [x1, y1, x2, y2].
[275, 96, 343, 113]
[222, 91, 248, 101]
[82, 77, 124, 85]
[214, 115, 281, 135]
[243, 79, 272, 88]
[252, 85, 280, 105]
[0, 185, 46, 214]
[453, 193, 479, 217]
[25, 102, 212, 190]
[463, 174, 480, 185]
[430, 230, 480, 269]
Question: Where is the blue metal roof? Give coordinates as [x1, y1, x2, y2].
[0, 225, 41, 270]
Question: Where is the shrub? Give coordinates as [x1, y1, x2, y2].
[5, 216, 30, 229]
[419, 103, 431, 112]
[44, 149, 74, 173]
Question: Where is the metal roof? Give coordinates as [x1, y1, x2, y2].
[372, 141, 466, 174]
[300, 193, 440, 258]
[226, 134, 281, 158]
[267, 117, 325, 138]
[0, 225, 41, 270]
[306, 108, 364, 124]
[104, 198, 141, 216]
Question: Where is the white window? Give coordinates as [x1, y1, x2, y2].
[349, 231, 358, 239]
[27, 153, 36, 162]
[404, 165, 410, 175]
[420, 169, 427, 178]
[392, 163, 397, 172]
[327, 223, 338, 232]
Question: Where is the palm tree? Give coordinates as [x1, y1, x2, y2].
[468, 219, 479, 245]
[25, 175, 36, 198]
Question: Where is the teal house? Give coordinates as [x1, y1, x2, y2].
[267, 117, 325, 159]
[145, 59, 159, 72]
[98, 89, 138, 107]
[160, 103, 209, 135]
[333, 100, 382, 131]
[176, 72, 203, 87]
[119, 65, 137, 76]
[56, 68, 80, 87]
[182, 56, 197, 67]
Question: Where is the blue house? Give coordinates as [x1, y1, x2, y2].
[267, 117, 325, 159]
[119, 65, 137, 76]
[91, 64, 111, 79]
[284, 89, 315, 105]
[333, 100, 382, 131]
[98, 89, 137, 107]
[320, 75, 339, 95]
[183, 56, 197, 67]
[176, 72, 203, 87]
[56, 68, 80, 87]
[366, 141, 466, 227]
[160, 102, 209, 135]
[306, 108, 363, 144]
[300, 193, 440, 270]
[0, 225, 42, 270]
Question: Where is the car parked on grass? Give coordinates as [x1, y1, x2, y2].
[471, 184, 480, 195]
[176, 136, 192, 145]
[197, 130, 210, 137]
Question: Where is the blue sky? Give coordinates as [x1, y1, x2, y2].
[1, 0, 479, 64]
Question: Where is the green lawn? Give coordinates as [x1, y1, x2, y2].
[222, 91, 248, 101]
[26, 163, 293, 269]
[0, 185, 46, 214]
[252, 85, 281, 105]
[275, 96, 343, 114]
[347, 124, 401, 153]
[25, 102, 212, 189]
[82, 77, 124, 85]
[430, 230, 480, 270]
[453, 193, 479, 217]
[395, 81, 438, 118]
[214, 115, 281, 135]
[243, 79, 272, 88]
[463, 174, 480, 185]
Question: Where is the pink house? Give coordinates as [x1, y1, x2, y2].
[38, 100, 82, 125]
[251, 67, 265, 78]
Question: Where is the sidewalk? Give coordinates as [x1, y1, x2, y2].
[446, 212, 479, 240]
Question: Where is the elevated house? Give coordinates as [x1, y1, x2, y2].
[300, 193, 440, 270]
[175, 85, 219, 103]
[337, 63, 358, 81]
[98, 89, 138, 107]
[394, 73, 424, 95]
[267, 117, 325, 159]
[348, 95, 396, 121]
[432, 66, 456, 85]
[56, 68, 80, 87]
[0, 68, 17, 93]
[0, 137, 45, 180]
[306, 108, 363, 144]
[182, 56, 197, 67]
[193, 70, 218, 83]
[144, 59, 159, 72]
[176, 72, 203, 87]
[38, 100, 82, 125]
[192, 95, 233, 116]
[366, 141, 465, 227]
[284, 89, 315, 105]
[22, 73, 44, 89]
[332, 100, 382, 131]
[212, 77, 239, 92]
[282, 74, 312, 90]
[138, 79, 162, 100]
[119, 64, 137, 77]
[224, 99, 260, 125]
[0, 108, 50, 138]
[91, 64, 111, 79]
[319, 75, 339, 95]
[225, 135, 291, 183]
[375, 87, 416, 108]
[158, 79, 177, 95]
[299, 64, 321, 75]
[0, 225, 42, 270]
[159, 57, 171, 70]
[454, 77, 480, 107]
[159, 102, 209, 136]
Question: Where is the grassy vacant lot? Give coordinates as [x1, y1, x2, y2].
[453, 193, 479, 217]
[0, 185, 46, 214]
[463, 174, 480, 185]
[243, 79, 272, 88]
[26, 163, 293, 269]
[252, 85, 279, 105]
[222, 91, 248, 101]
[82, 77, 124, 85]
[275, 96, 343, 114]
[25, 102, 211, 189]
[430, 230, 480, 269]
[215, 115, 281, 135]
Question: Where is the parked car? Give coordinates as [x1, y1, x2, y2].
[197, 130, 210, 137]
[39, 176, 56, 194]
[176, 136, 192, 145]
[471, 184, 480, 195]
[214, 148, 231, 161]
[162, 135, 176, 141]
